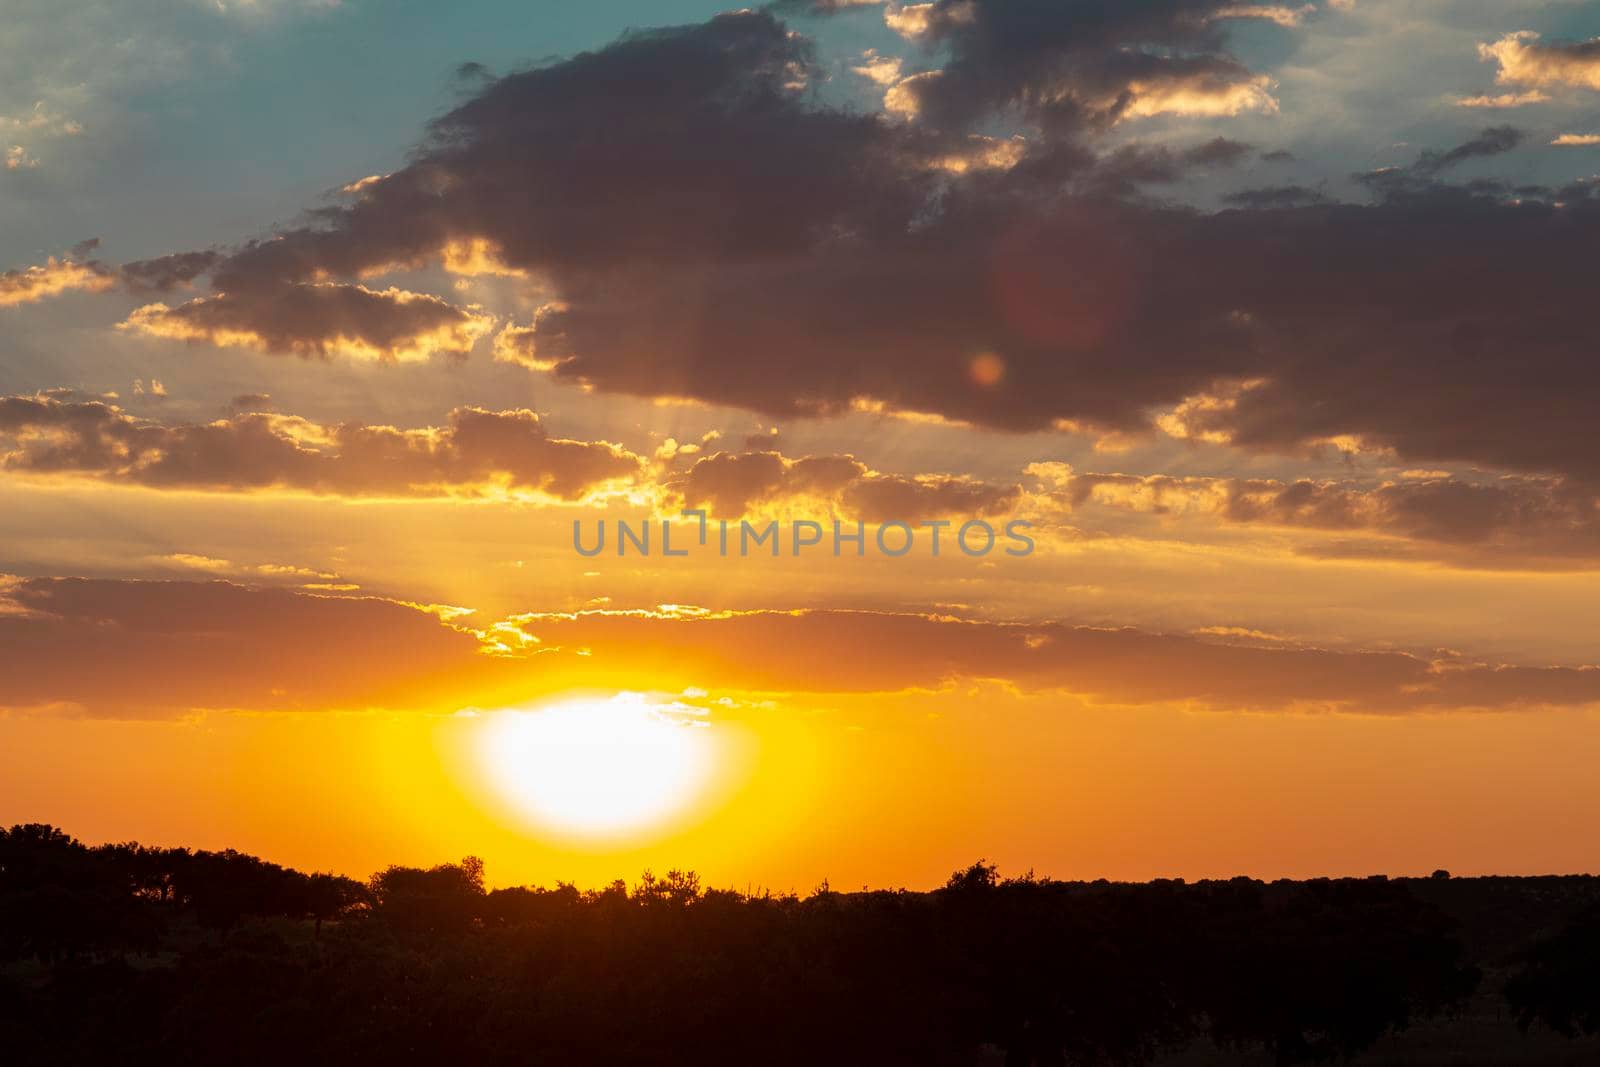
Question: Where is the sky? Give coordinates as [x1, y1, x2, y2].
[4, 0, 1600, 890]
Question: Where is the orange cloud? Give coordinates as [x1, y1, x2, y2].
[0, 256, 116, 307]
[1120, 73, 1279, 119]
[1453, 90, 1549, 109]
[883, 2, 937, 40]
[1212, 4, 1313, 28]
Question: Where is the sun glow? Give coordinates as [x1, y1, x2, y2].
[474, 693, 720, 842]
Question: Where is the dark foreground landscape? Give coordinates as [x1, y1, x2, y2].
[5, 825, 1600, 1065]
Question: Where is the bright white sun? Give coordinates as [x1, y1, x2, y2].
[475, 693, 717, 841]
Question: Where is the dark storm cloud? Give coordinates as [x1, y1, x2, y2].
[0, 394, 640, 498]
[102, 6, 1600, 485]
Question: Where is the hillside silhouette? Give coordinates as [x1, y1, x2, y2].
[4, 824, 1600, 1065]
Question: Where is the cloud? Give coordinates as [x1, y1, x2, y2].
[881, 0, 1280, 131]
[120, 282, 495, 362]
[73, 9, 1600, 486]
[1479, 31, 1600, 92]
[0, 254, 116, 306]
[226, 392, 273, 412]
[1, 245, 216, 308]
[669, 447, 1021, 521]
[152, 552, 351, 590]
[1, 101, 82, 137]
[1117, 71, 1279, 120]
[8, 578, 1600, 717]
[492, 608, 1600, 714]
[0, 0, 338, 173]
[120, 250, 224, 292]
[883, 3, 936, 40]
[771, 0, 885, 13]
[0, 577, 496, 717]
[1453, 90, 1549, 109]
[1054, 469, 1600, 566]
[0, 102, 82, 172]
[1413, 124, 1525, 174]
[1222, 183, 1327, 208]
[851, 48, 904, 87]
[0, 394, 640, 499]
[1212, 4, 1313, 28]
[1552, 133, 1600, 147]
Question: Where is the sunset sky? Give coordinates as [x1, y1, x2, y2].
[4, 0, 1600, 890]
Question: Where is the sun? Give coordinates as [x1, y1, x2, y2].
[474, 693, 719, 842]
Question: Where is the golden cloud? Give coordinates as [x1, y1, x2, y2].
[1479, 31, 1600, 91]
[0, 256, 116, 307]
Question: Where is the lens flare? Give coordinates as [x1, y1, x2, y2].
[968, 351, 1006, 387]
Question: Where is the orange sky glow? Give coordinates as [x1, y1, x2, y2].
[5, 0, 1600, 890]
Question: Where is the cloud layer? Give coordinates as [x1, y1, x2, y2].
[54, 5, 1593, 494]
[6, 577, 1600, 717]
[0, 394, 639, 499]
[1052, 468, 1600, 565]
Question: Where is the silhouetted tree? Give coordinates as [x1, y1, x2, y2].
[369, 857, 485, 936]
[1506, 902, 1600, 1037]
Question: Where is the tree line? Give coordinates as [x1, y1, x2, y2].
[3, 824, 1599, 1065]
